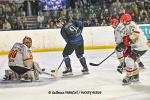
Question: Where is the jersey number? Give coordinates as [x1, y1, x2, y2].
[9, 50, 18, 58]
[69, 26, 77, 32]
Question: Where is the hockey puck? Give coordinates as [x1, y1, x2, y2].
[51, 70, 55, 72]
[42, 68, 45, 71]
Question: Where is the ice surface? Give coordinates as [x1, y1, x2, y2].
[0, 49, 150, 100]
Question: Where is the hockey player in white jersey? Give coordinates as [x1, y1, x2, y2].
[111, 18, 128, 74]
[4, 36, 44, 81]
[120, 13, 148, 85]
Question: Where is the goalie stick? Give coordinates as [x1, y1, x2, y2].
[89, 51, 115, 66]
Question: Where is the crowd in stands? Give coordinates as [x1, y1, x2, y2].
[0, 0, 149, 31]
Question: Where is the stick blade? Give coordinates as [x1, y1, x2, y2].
[89, 63, 100, 66]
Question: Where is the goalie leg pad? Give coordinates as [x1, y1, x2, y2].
[33, 62, 43, 74]
[3, 70, 19, 80]
[21, 70, 35, 81]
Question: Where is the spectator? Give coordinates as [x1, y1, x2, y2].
[3, 19, 11, 30]
[0, 4, 5, 22]
[9, 13, 17, 29]
[0, 4, 4, 17]
[0, 20, 3, 30]
[31, 0, 41, 16]
[143, 17, 149, 24]
[37, 11, 44, 28]
[20, 14, 27, 29]
[9, 1, 17, 14]
[43, 11, 50, 26]
[132, 3, 140, 16]
[16, 16, 24, 30]
[4, 3, 12, 16]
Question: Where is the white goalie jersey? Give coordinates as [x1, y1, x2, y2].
[125, 21, 148, 51]
[8, 43, 33, 69]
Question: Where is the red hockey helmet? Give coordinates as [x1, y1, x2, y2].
[111, 19, 119, 25]
[120, 14, 125, 21]
[121, 13, 132, 22]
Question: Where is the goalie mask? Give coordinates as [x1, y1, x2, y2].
[23, 36, 32, 48]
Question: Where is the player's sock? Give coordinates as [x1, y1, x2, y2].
[63, 56, 72, 74]
[79, 57, 89, 73]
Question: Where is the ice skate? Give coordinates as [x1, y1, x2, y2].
[122, 77, 131, 85]
[131, 74, 139, 82]
[82, 67, 89, 75]
[62, 68, 73, 76]
[138, 62, 145, 70]
[117, 62, 126, 74]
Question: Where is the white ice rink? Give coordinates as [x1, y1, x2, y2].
[0, 49, 150, 100]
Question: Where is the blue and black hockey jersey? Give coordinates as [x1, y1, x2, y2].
[61, 22, 83, 44]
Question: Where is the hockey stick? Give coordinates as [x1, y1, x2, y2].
[51, 59, 64, 73]
[42, 71, 52, 76]
[50, 59, 64, 78]
[89, 51, 115, 66]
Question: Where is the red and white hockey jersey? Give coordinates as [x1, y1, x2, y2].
[125, 21, 148, 51]
[114, 23, 126, 44]
[8, 43, 33, 69]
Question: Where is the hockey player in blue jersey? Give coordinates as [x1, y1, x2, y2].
[60, 19, 89, 75]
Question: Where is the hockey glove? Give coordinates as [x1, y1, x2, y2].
[115, 42, 127, 52]
[123, 35, 131, 46]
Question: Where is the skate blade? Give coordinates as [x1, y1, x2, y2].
[122, 82, 131, 85]
[63, 72, 73, 76]
[20, 79, 32, 82]
[131, 79, 139, 82]
[82, 72, 90, 75]
[139, 67, 145, 70]
[122, 83, 130, 85]
[117, 69, 123, 74]
[20, 78, 32, 82]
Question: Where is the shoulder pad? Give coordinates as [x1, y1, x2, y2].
[115, 23, 125, 33]
[13, 43, 25, 49]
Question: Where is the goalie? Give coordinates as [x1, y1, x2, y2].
[3, 36, 45, 81]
